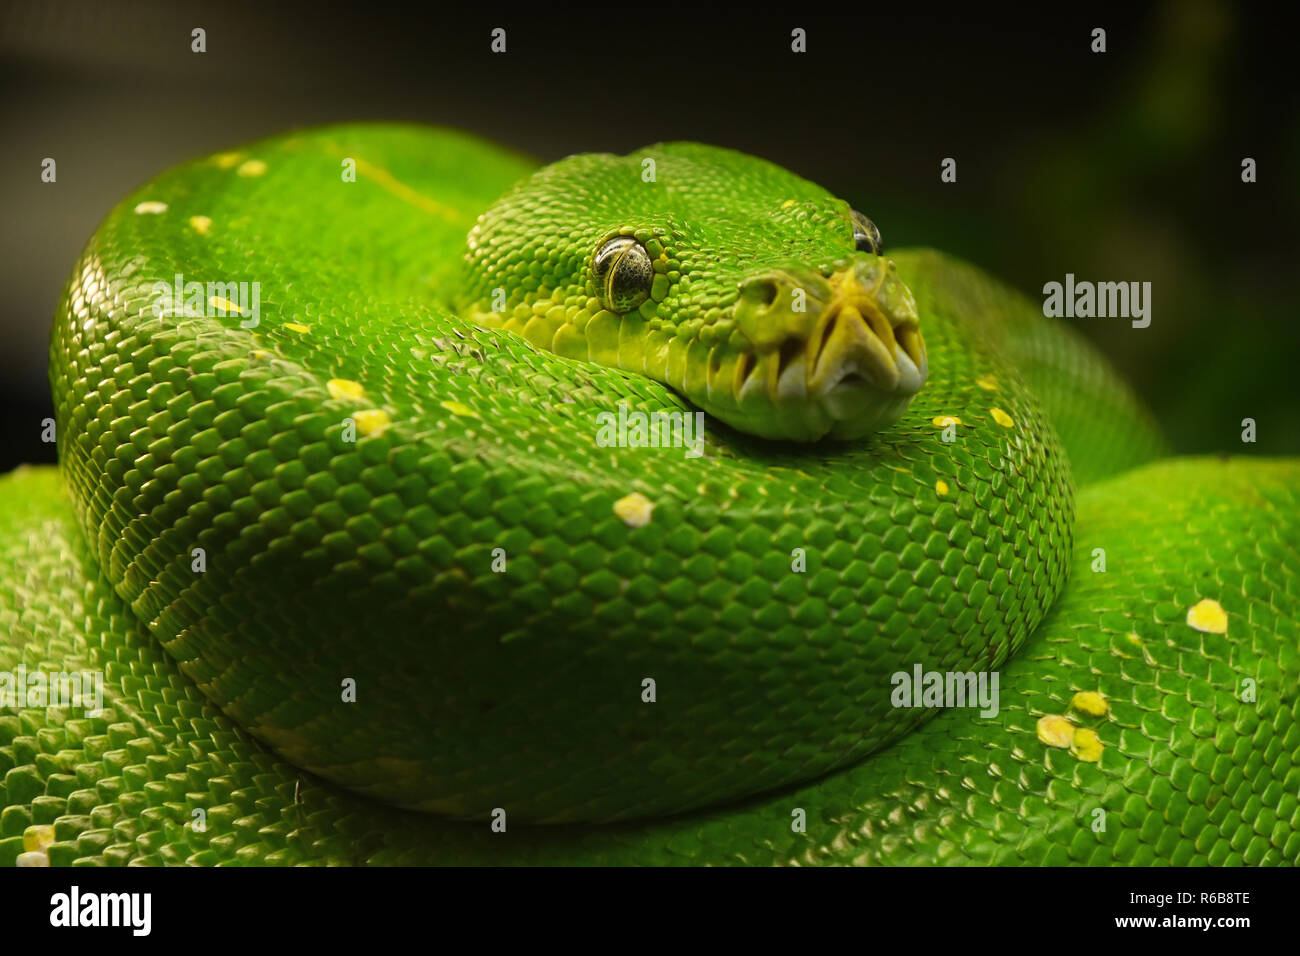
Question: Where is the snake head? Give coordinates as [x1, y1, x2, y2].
[458, 142, 928, 441]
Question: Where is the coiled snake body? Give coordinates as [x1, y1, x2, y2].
[0, 125, 1295, 865]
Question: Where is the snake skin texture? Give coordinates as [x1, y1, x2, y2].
[891, 250, 1168, 486]
[2, 458, 1294, 864]
[0, 124, 1292, 864]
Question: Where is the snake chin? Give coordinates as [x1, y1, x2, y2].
[818, 379, 919, 440]
[721, 342, 924, 442]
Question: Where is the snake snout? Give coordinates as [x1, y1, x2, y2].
[807, 301, 927, 398]
[725, 259, 928, 439]
[734, 260, 927, 399]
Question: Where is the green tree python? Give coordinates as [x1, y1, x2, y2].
[1, 124, 1295, 866]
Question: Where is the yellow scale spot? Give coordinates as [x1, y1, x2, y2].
[327, 378, 366, 400]
[1187, 598, 1228, 634]
[990, 407, 1015, 428]
[935, 479, 950, 496]
[23, 825, 55, 853]
[209, 295, 247, 316]
[353, 409, 391, 436]
[189, 215, 212, 235]
[440, 400, 479, 418]
[250, 349, 274, 361]
[1070, 728, 1104, 762]
[15, 851, 49, 867]
[781, 199, 797, 209]
[133, 200, 168, 215]
[1070, 691, 1109, 717]
[1036, 715, 1076, 749]
[213, 152, 244, 169]
[613, 492, 654, 528]
[931, 415, 962, 428]
[975, 374, 998, 391]
[237, 159, 268, 177]
[284, 322, 310, 334]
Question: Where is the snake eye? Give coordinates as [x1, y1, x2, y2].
[591, 236, 653, 313]
[850, 210, 883, 255]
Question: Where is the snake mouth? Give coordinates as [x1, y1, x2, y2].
[733, 294, 927, 439]
[807, 301, 926, 439]
[715, 258, 928, 440]
[806, 300, 926, 397]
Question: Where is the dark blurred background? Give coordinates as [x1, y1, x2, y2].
[2, 0, 1296, 470]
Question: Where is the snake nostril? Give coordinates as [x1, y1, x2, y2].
[743, 278, 780, 307]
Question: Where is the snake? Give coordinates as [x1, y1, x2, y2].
[0, 123, 1295, 866]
